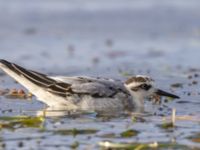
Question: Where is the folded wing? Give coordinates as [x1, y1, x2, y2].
[0, 60, 128, 100]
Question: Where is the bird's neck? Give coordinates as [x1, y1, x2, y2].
[124, 86, 144, 108]
[131, 93, 144, 108]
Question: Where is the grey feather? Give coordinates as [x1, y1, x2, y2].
[51, 76, 129, 98]
[0, 59, 135, 112]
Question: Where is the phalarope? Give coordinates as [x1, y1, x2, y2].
[0, 59, 179, 113]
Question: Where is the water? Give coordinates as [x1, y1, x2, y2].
[0, 0, 200, 149]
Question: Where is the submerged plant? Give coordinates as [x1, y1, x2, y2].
[0, 116, 45, 130]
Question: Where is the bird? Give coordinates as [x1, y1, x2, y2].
[0, 59, 179, 114]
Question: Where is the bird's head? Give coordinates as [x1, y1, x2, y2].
[124, 75, 179, 107]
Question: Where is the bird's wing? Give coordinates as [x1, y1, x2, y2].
[0, 59, 55, 87]
[0, 59, 128, 99]
[51, 76, 127, 98]
[0, 59, 72, 97]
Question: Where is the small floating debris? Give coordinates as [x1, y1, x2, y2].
[187, 72, 200, 79]
[67, 44, 75, 56]
[24, 27, 37, 35]
[170, 83, 183, 88]
[107, 50, 127, 59]
[194, 73, 199, 78]
[191, 138, 200, 143]
[172, 108, 176, 125]
[7, 89, 25, 98]
[188, 133, 200, 143]
[18, 141, 24, 148]
[98, 141, 189, 149]
[188, 75, 193, 79]
[188, 68, 200, 72]
[192, 80, 198, 85]
[99, 141, 137, 149]
[91, 57, 100, 65]
[0, 88, 9, 96]
[70, 141, 79, 149]
[97, 133, 116, 138]
[5, 89, 33, 99]
[98, 141, 189, 150]
[105, 39, 114, 47]
[159, 108, 176, 129]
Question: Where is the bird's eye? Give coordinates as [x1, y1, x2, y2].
[140, 84, 151, 90]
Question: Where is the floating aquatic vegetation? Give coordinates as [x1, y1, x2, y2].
[120, 129, 138, 138]
[160, 122, 175, 129]
[119, 71, 131, 77]
[131, 115, 146, 123]
[52, 128, 98, 137]
[0, 116, 45, 130]
[160, 96, 176, 103]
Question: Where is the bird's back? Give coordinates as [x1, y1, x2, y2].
[0, 59, 134, 112]
[51, 76, 134, 112]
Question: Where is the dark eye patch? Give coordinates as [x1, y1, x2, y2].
[139, 84, 152, 91]
[131, 84, 152, 92]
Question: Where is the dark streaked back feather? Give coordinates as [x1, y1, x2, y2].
[0, 59, 130, 100]
[0, 59, 71, 97]
[52, 76, 130, 98]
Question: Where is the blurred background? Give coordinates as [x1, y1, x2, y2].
[1, 0, 200, 78]
[1, 1, 200, 149]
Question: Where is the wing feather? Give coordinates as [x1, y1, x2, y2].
[0, 59, 129, 100]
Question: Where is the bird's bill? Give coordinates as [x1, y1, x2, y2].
[155, 89, 180, 99]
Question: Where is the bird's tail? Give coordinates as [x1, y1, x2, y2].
[0, 59, 79, 109]
[0, 59, 55, 92]
[0, 59, 71, 98]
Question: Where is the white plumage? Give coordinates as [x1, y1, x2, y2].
[0, 59, 179, 114]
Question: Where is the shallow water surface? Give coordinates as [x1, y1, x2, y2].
[0, 0, 200, 149]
